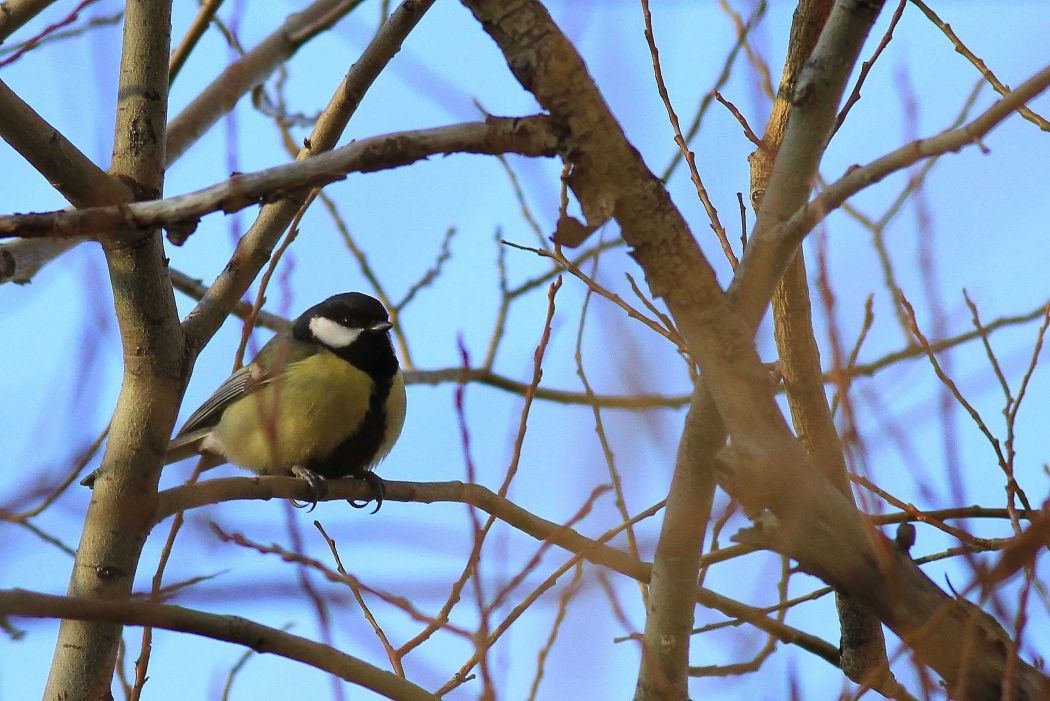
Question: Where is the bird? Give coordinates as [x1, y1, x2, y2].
[165, 292, 406, 512]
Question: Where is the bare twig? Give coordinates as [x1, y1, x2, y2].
[832, 0, 907, 134]
[0, 0, 98, 67]
[641, 0, 734, 267]
[165, 0, 366, 164]
[168, 0, 224, 82]
[909, 0, 1050, 132]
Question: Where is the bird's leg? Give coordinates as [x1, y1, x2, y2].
[290, 465, 329, 512]
[348, 471, 385, 514]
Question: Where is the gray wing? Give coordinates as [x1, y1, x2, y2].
[176, 365, 263, 437]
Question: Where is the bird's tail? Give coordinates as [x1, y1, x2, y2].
[164, 428, 212, 465]
[80, 429, 223, 488]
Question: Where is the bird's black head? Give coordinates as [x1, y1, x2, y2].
[293, 293, 398, 379]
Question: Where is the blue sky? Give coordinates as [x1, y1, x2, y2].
[2, 1, 1049, 699]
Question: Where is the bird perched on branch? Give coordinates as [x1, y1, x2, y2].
[166, 292, 406, 512]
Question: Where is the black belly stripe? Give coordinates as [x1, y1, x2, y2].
[310, 375, 392, 479]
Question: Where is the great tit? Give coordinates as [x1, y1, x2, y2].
[167, 292, 406, 511]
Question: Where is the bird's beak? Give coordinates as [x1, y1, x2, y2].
[368, 321, 393, 334]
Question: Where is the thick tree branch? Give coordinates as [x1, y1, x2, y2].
[43, 2, 182, 697]
[0, 117, 559, 240]
[754, 0, 899, 695]
[636, 390, 716, 698]
[3, 589, 439, 701]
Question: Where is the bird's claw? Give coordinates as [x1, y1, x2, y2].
[348, 472, 385, 514]
[290, 466, 328, 512]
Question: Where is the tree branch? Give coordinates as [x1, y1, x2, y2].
[153, 476, 840, 667]
[460, 0, 1050, 697]
[0, 0, 57, 42]
[181, 0, 437, 349]
[769, 63, 1050, 258]
[3, 589, 439, 701]
[0, 117, 559, 240]
[43, 1, 182, 697]
[755, 0, 900, 694]
[165, 0, 365, 163]
[635, 390, 716, 698]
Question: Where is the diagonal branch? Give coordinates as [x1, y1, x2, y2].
[182, 0, 436, 349]
[0, 79, 130, 207]
[1, 0, 363, 287]
[165, 0, 365, 163]
[764, 63, 1050, 268]
[0, 0, 58, 42]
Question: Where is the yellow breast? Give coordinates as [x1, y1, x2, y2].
[212, 352, 374, 474]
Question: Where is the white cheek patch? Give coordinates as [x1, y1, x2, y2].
[309, 316, 362, 348]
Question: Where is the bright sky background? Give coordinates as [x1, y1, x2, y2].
[1, 1, 1049, 699]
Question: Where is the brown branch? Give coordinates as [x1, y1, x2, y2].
[849, 300, 1050, 378]
[0, 78, 130, 207]
[168, 0, 224, 82]
[768, 64, 1050, 270]
[0, 0, 57, 42]
[641, 0, 734, 268]
[43, 1, 182, 697]
[0, 117, 559, 240]
[636, 390, 717, 699]
[898, 293, 1032, 512]
[152, 476, 840, 666]
[754, 0, 900, 693]
[181, 0, 436, 349]
[417, 368, 688, 409]
[660, 0, 766, 181]
[713, 90, 763, 148]
[909, 0, 1050, 132]
[2, 589, 439, 701]
[165, 0, 365, 164]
